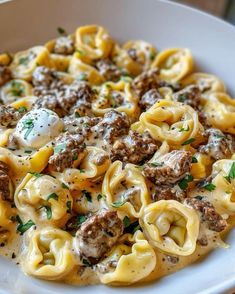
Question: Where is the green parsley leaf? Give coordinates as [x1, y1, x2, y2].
[57, 27, 67, 35]
[22, 118, 34, 140]
[82, 258, 92, 267]
[29, 172, 43, 178]
[178, 174, 194, 190]
[66, 201, 72, 213]
[226, 162, 235, 182]
[54, 143, 66, 154]
[150, 162, 163, 167]
[79, 168, 85, 173]
[47, 193, 59, 201]
[97, 193, 105, 201]
[177, 93, 188, 102]
[73, 154, 78, 161]
[202, 183, 216, 192]
[149, 52, 156, 61]
[44, 206, 52, 219]
[182, 138, 195, 146]
[123, 216, 130, 228]
[192, 156, 198, 163]
[195, 195, 203, 200]
[179, 125, 189, 132]
[19, 56, 29, 65]
[77, 72, 87, 81]
[17, 219, 35, 235]
[75, 112, 81, 118]
[18, 106, 27, 113]
[82, 190, 92, 202]
[111, 200, 127, 208]
[77, 215, 87, 226]
[76, 49, 85, 55]
[11, 81, 24, 97]
[61, 183, 69, 190]
[24, 150, 32, 154]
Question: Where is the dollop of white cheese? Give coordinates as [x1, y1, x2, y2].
[14, 108, 64, 148]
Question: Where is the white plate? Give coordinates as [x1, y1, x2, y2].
[0, 0, 235, 293]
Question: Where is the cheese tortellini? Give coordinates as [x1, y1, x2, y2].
[15, 174, 73, 226]
[152, 48, 193, 82]
[96, 231, 156, 284]
[22, 227, 75, 280]
[102, 161, 150, 217]
[132, 99, 203, 145]
[140, 200, 200, 256]
[92, 80, 139, 118]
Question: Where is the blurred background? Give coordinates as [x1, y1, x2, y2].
[173, 0, 235, 24]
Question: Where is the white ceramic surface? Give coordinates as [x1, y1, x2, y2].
[0, 0, 235, 293]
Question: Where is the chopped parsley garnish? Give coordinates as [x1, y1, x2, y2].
[73, 154, 78, 161]
[24, 150, 32, 154]
[97, 193, 105, 201]
[16, 218, 35, 235]
[150, 162, 163, 167]
[124, 220, 142, 234]
[76, 49, 85, 55]
[66, 201, 72, 213]
[22, 118, 34, 139]
[44, 206, 52, 219]
[82, 258, 92, 267]
[202, 183, 216, 191]
[54, 143, 66, 154]
[82, 190, 92, 202]
[19, 56, 29, 65]
[192, 156, 198, 163]
[177, 94, 187, 102]
[61, 183, 69, 190]
[111, 199, 127, 208]
[178, 174, 194, 190]
[57, 27, 67, 35]
[75, 112, 80, 118]
[29, 172, 43, 178]
[224, 162, 235, 183]
[18, 106, 27, 113]
[11, 81, 24, 97]
[179, 125, 189, 132]
[123, 216, 130, 228]
[77, 215, 87, 226]
[182, 138, 195, 146]
[149, 52, 156, 61]
[47, 193, 59, 201]
[79, 168, 85, 173]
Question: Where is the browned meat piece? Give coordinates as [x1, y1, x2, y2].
[0, 105, 25, 128]
[139, 88, 162, 111]
[63, 115, 100, 137]
[110, 130, 158, 164]
[49, 132, 86, 172]
[0, 161, 12, 201]
[185, 198, 227, 232]
[173, 85, 201, 109]
[143, 150, 192, 185]
[199, 128, 235, 160]
[152, 184, 186, 202]
[95, 59, 123, 82]
[0, 65, 11, 87]
[75, 210, 123, 260]
[132, 68, 161, 97]
[53, 36, 75, 55]
[32, 94, 65, 117]
[57, 81, 94, 114]
[32, 66, 56, 87]
[95, 110, 130, 143]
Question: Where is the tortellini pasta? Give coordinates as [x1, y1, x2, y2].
[15, 174, 73, 226]
[0, 201, 15, 244]
[0, 79, 33, 104]
[22, 227, 75, 280]
[96, 231, 156, 284]
[92, 80, 139, 118]
[102, 161, 150, 217]
[140, 200, 200, 256]
[152, 48, 193, 82]
[75, 25, 113, 63]
[203, 92, 235, 134]
[132, 99, 203, 146]
[10, 46, 53, 80]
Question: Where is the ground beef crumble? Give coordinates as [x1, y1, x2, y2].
[0, 105, 25, 128]
[0, 161, 12, 201]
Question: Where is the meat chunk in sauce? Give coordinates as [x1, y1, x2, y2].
[32, 66, 56, 87]
[111, 130, 158, 164]
[199, 128, 235, 160]
[49, 132, 86, 172]
[53, 36, 75, 55]
[0, 105, 26, 128]
[32, 94, 65, 117]
[132, 68, 161, 97]
[152, 184, 186, 202]
[173, 85, 201, 109]
[143, 150, 192, 185]
[0, 161, 12, 201]
[139, 88, 162, 111]
[185, 198, 227, 232]
[95, 110, 130, 143]
[0, 65, 11, 87]
[95, 59, 123, 82]
[75, 210, 123, 260]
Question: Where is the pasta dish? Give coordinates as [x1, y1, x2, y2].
[0, 24, 234, 286]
